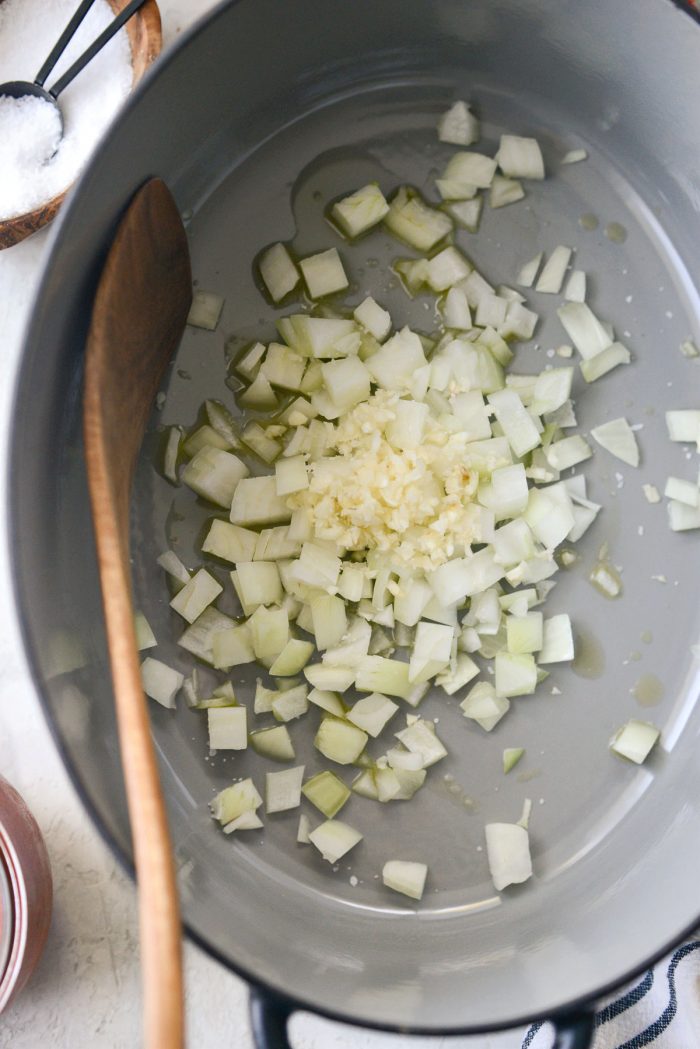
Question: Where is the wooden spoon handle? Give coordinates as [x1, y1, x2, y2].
[87, 520, 185, 1049]
[83, 179, 190, 1049]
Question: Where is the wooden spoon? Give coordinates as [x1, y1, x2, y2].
[83, 178, 192, 1048]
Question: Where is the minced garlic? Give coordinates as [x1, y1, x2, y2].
[287, 392, 480, 569]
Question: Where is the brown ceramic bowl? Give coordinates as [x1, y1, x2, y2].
[0, 776, 52, 1014]
[0, 0, 161, 251]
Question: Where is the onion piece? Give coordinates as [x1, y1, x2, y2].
[210, 778, 262, 824]
[557, 302, 612, 359]
[134, 612, 157, 651]
[315, 717, 368, 765]
[545, 435, 592, 471]
[258, 242, 300, 303]
[435, 653, 479, 695]
[305, 664, 355, 693]
[497, 135, 545, 180]
[354, 296, 391, 342]
[516, 253, 543, 288]
[680, 338, 699, 359]
[236, 341, 266, 380]
[535, 246, 572, 294]
[163, 426, 181, 483]
[438, 100, 479, 145]
[488, 389, 542, 457]
[297, 814, 312, 844]
[665, 409, 700, 444]
[382, 860, 428, 900]
[265, 766, 305, 813]
[590, 417, 640, 467]
[331, 184, 389, 238]
[208, 706, 247, 750]
[610, 719, 660, 764]
[271, 685, 309, 722]
[309, 819, 363, 863]
[187, 290, 224, 331]
[384, 187, 453, 251]
[302, 770, 351, 817]
[667, 500, 700, 531]
[562, 149, 587, 164]
[347, 693, 399, 737]
[489, 175, 524, 209]
[564, 269, 586, 303]
[355, 656, 412, 699]
[500, 301, 538, 340]
[395, 718, 447, 768]
[485, 822, 532, 891]
[141, 657, 183, 708]
[494, 652, 537, 697]
[408, 621, 454, 684]
[460, 681, 510, 731]
[503, 748, 525, 774]
[538, 614, 574, 663]
[445, 197, 483, 232]
[250, 725, 295, 762]
[299, 248, 348, 299]
[579, 342, 631, 382]
[158, 549, 191, 589]
[443, 151, 498, 189]
[426, 247, 472, 292]
[170, 569, 223, 625]
[182, 447, 249, 508]
[531, 367, 573, 415]
[307, 688, 346, 717]
[269, 639, 314, 677]
[506, 612, 543, 654]
[261, 343, 307, 391]
[664, 477, 699, 507]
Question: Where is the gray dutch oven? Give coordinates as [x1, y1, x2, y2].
[9, 1, 700, 1046]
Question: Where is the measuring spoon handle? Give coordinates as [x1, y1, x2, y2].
[48, 0, 149, 100]
[34, 0, 99, 88]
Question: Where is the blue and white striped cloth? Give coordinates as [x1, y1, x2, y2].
[521, 941, 700, 1048]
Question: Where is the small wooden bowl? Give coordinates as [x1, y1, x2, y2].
[0, 0, 162, 251]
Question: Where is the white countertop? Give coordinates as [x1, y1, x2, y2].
[0, 2, 518, 1046]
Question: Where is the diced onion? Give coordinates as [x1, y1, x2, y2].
[331, 184, 389, 238]
[141, 657, 183, 708]
[258, 243, 300, 303]
[590, 418, 640, 467]
[382, 860, 428, 900]
[187, 290, 224, 331]
[299, 248, 348, 299]
[497, 135, 545, 180]
[485, 822, 533, 890]
[437, 100, 479, 145]
[535, 246, 572, 294]
[265, 766, 305, 813]
[489, 175, 524, 209]
[610, 720, 660, 764]
[308, 820, 363, 863]
[516, 253, 542, 288]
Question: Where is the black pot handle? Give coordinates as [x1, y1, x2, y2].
[552, 1010, 596, 1049]
[249, 988, 596, 1049]
[249, 987, 294, 1049]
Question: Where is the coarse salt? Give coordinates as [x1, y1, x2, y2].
[0, 0, 132, 221]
